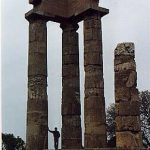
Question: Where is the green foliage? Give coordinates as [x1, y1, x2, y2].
[139, 90, 150, 148]
[106, 103, 115, 141]
[106, 103, 116, 147]
[2, 133, 25, 150]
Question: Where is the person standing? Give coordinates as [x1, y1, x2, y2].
[48, 127, 60, 149]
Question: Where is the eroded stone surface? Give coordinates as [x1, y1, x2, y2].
[61, 22, 82, 149]
[115, 101, 140, 116]
[115, 43, 135, 56]
[84, 13, 107, 148]
[116, 132, 143, 148]
[26, 1, 109, 149]
[116, 116, 141, 132]
[114, 43, 142, 148]
[26, 19, 48, 150]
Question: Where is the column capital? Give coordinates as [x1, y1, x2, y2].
[60, 21, 79, 31]
[25, 10, 49, 23]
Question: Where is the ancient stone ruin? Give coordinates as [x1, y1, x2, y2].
[25, 0, 108, 149]
[114, 43, 143, 148]
[25, 0, 144, 150]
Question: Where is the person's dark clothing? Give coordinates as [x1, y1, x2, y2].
[49, 130, 60, 149]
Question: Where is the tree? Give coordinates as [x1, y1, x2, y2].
[139, 90, 150, 148]
[2, 133, 25, 150]
[106, 90, 150, 148]
[106, 103, 116, 147]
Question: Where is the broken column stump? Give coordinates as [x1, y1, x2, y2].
[114, 43, 143, 148]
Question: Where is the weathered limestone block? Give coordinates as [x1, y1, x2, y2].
[62, 100, 81, 115]
[114, 43, 142, 148]
[84, 96, 105, 111]
[61, 139, 82, 150]
[115, 55, 134, 66]
[27, 135, 47, 150]
[62, 54, 79, 65]
[84, 18, 101, 29]
[84, 134, 107, 148]
[115, 43, 135, 56]
[26, 18, 48, 150]
[85, 88, 104, 98]
[84, 12, 107, 148]
[62, 116, 82, 141]
[61, 22, 82, 149]
[29, 20, 47, 42]
[115, 101, 140, 116]
[84, 52, 102, 65]
[130, 87, 140, 101]
[85, 123, 106, 135]
[115, 71, 130, 87]
[114, 61, 136, 72]
[62, 77, 79, 89]
[62, 64, 79, 77]
[29, 42, 46, 53]
[27, 98, 47, 112]
[85, 74, 103, 89]
[84, 65, 103, 73]
[85, 114, 105, 124]
[116, 116, 141, 132]
[115, 86, 131, 102]
[62, 45, 79, 55]
[27, 112, 48, 126]
[84, 96, 106, 123]
[126, 71, 137, 87]
[28, 20, 47, 76]
[84, 41, 102, 53]
[116, 131, 143, 148]
[28, 75, 47, 100]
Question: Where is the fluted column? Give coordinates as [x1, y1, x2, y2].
[61, 22, 82, 149]
[115, 43, 143, 148]
[84, 13, 107, 148]
[26, 18, 48, 150]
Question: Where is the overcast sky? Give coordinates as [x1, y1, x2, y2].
[1, 0, 150, 149]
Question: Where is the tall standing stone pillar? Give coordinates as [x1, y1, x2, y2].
[61, 22, 82, 149]
[115, 43, 143, 148]
[26, 17, 48, 150]
[84, 13, 107, 148]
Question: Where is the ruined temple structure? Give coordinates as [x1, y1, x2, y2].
[25, 0, 144, 150]
[114, 43, 143, 148]
[25, 0, 109, 149]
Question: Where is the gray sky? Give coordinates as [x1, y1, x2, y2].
[2, 0, 150, 149]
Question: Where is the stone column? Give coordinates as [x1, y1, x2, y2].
[61, 22, 82, 149]
[115, 43, 143, 148]
[84, 13, 107, 148]
[26, 18, 48, 150]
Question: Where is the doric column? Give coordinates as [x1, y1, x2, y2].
[84, 13, 107, 148]
[115, 43, 143, 148]
[26, 18, 48, 150]
[60, 22, 82, 149]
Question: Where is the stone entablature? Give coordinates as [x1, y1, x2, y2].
[26, 0, 109, 23]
